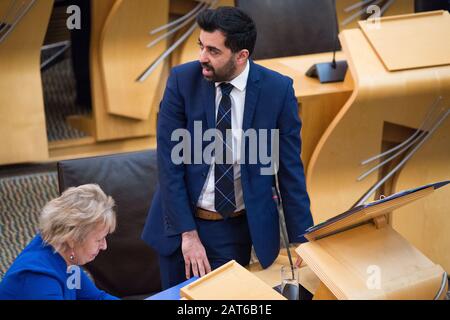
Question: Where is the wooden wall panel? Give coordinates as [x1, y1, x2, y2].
[100, 0, 169, 120]
[0, 0, 54, 164]
[90, 0, 168, 141]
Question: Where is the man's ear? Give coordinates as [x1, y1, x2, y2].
[236, 49, 250, 64]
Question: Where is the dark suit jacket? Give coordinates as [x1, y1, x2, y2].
[142, 60, 313, 268]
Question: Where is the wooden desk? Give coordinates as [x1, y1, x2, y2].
[305, 15, 450, 272]
[257, 52, 354, 172]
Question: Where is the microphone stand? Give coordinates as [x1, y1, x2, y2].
[305, 0, 348, 83]
[272, 167, 295, 279]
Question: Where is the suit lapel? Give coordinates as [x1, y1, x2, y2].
[243, 60, 261, 131]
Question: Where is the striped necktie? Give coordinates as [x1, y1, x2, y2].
[214, 82, 236, 218]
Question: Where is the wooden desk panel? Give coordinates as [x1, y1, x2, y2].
[89, 0, 166, 141]
[100, 0, 169, 120]
[305, 23, 450, 272]
[359, 11, 450, 71]
[257, 52, 353, 99]
[257, 52, 354, 171]
[0, 0, 53, 165]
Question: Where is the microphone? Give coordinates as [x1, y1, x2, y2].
[271, 165, 314, 300]
[271, 164, 295, 279]
[272, 187, 295, 276]
[305, 0, 348, 83]
[331, 18, 340, 69]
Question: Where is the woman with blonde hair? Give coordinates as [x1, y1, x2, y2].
[0, 184, 119, 300]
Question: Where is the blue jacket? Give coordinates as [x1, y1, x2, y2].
[142, 60, 313, 268]
[0, 235, 118, 300]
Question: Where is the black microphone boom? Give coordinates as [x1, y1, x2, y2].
[305, 0, 348, 83]
[272, 166, 295, 280]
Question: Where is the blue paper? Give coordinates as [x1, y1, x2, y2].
[145, 277, 199, 300]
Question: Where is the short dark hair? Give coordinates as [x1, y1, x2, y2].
[196, 6, 257, 56]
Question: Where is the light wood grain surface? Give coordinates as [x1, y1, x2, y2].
[359, 11, 450, 71]
[90, 0, 165, 141]
[257, 52, 354, 170]
[181, 260, 287, 300]
[297, 223, 446, 299]
[306, 13, 450, 272]
[0, 0, 53, 164]
[99, 0, 169, 120]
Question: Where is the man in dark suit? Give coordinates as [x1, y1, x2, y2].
[142, 6, 313, 289]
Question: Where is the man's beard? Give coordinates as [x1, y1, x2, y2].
[201, 57, 237, 82]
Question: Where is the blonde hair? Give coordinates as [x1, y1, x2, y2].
[39, 184, 116, 253]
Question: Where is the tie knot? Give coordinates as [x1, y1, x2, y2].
[220, 82, 234, 96]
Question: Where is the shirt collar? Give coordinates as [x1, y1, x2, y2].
[215, 60, 250, 92]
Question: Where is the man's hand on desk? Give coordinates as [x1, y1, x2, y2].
[181, 230, 212, 279]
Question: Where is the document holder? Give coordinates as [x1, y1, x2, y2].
[180, 260, 286, 300]
[296, 181, 449, 300]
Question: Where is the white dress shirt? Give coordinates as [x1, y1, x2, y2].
[197, 60, 250, 212]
